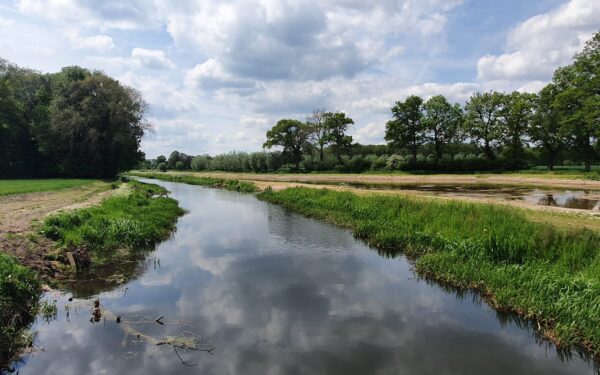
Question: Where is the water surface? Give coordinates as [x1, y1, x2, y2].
[341, 182, 600, 211]
[14, 180, 597, 374]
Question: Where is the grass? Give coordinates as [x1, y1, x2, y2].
[0, 179, 96, 196]
[0, 253, 41, 369]
[40, 180, 185, 262]
[259, 187, 600, 357]
[128, 172, 257, 193]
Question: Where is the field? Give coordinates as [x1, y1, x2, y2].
[0, 179, 96, 196]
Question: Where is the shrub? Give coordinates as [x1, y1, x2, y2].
[175, 160, 185, 170]
[158, 163, 167, 172]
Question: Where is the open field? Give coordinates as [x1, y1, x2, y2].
[0, 179, 96, 196]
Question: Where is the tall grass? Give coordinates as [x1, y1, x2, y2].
[0, 179, 96, 196]
[128, 172, 257, 193]
[41, 181, 184, 261]
[0, 253, 41, 369]
[259, 187, 600, 356]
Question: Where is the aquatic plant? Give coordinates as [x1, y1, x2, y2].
[259, 187, 600, 357]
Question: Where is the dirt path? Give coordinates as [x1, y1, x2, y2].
[0, 182, 120, 277]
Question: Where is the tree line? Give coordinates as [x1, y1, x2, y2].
[0, 59, 149, 178]
[143, 31, 600, 173]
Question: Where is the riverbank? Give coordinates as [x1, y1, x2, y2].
[258, 187, 600, 359]
[0, 179, 184, 370]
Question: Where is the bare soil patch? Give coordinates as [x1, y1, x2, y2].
[0, 182, 121, 277]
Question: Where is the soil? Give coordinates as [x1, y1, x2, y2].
[0, 182, 122, 278]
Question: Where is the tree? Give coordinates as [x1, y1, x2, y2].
[422, 95, 463, 162]
[530, 85, 564, 170]
[498, 91, 535, 162]
[552, 31, 600, 171]
[263, 119, 311, 169]
[385, 95, 425, 164]
[156, 155, 167, 165]
[307, 109, 330, 161]
[464, 91, 503, 160]
[158, 162, 167, 172]
[48, 72, 149, 177]
[323, 112, 354, 163]
[175, 160, 185, 170]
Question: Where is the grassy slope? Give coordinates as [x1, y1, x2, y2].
[0, 253, 41, 369]
[128, 172, 257, 193]
[259, 187, 600, 356]
[41, 181, 185, 262]
[0, 179, 96, 196]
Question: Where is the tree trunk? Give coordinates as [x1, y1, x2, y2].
[319, 146, 324, 161]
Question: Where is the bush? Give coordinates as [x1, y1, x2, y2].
[175, 160, 185, 170]
[158, 163, 167, 172]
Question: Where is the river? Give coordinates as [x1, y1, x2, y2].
[13, 179, 597, 374]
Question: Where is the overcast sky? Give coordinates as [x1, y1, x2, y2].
[1, 0, 598, 157]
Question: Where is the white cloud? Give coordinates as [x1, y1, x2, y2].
[131, 48, 175, 69]
[477, 0, 600, 82]
[185, 59, 256, 92]
[61, 29, 115, 51]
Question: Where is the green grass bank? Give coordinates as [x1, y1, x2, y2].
[0, 179, 96, 196]
[128, 172, 257, 193]
[40, 181, 185, 263]
[0, 253, 41, 369]
[259, 187, 600, 357]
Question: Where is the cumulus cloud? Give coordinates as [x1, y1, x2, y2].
[62, 29, 115, 51]
[185, 59, 256, 92]
[163, 0, 463, 82]
[477, 0, 600, 82]
[131, 48, 175, 69]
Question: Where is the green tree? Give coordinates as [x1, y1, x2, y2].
[324, 112, 354, 163]
[49, 72, 149, 177]
[422, 95, 463, 162]
[464, 91, 503, 160]
[156, 155, 167, 166]
[158, 162, 167, 172]
[263, 119, 311, 169]
[552, 32, 600, 171]
[307, 109, 329, 161]
[385, 95, 425, 164]
[530, 85, 564, 170]
[498, 91, 535, 162]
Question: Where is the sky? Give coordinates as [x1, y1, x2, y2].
[0, 0, 598, 158]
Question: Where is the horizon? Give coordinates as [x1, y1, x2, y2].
[1, 0, 597, 158]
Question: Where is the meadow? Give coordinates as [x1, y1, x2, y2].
[0, 179, 96, 196]
[259, 187, 600, 356]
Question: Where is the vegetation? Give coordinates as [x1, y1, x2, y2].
[128, 172, 257, 193]
[0, 253, 41, 369]
[260, 187, 600, 355]
[0, 179, 95, 196]
[0, 60, 149, 178]
[40, 181, 184, 261]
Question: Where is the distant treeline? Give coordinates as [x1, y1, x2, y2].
[0, 59, 148, 178]
[143, 31, 600, 173]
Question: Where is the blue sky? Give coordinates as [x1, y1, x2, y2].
[0, 0, 598, 157]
